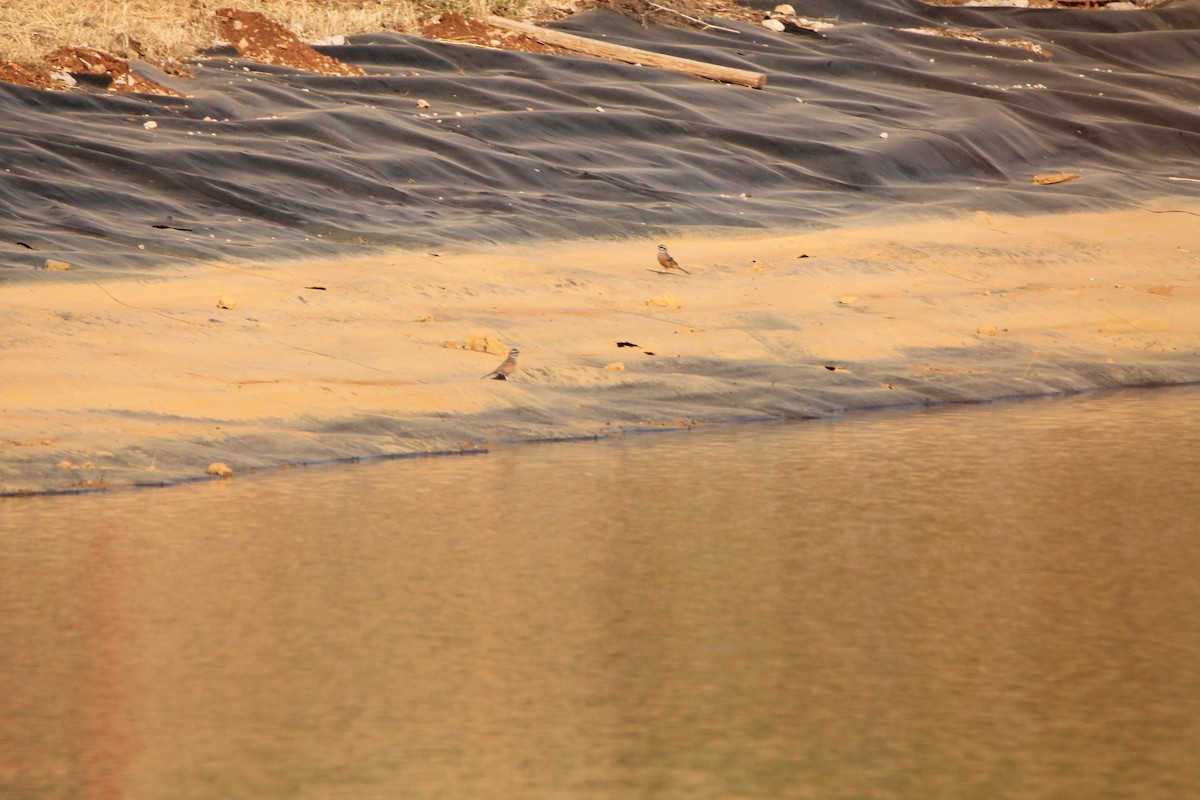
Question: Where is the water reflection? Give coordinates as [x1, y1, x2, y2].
[3, 387, 1200, 799]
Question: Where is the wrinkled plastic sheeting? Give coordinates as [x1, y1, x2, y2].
[2, 0, 1199, 272]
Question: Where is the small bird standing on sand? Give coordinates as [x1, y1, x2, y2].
[482, 348, 520, 380]
[657, 244, 691, 275]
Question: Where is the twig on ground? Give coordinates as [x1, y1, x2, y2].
[644, 1, 740, 34]
[1135, 204, 1200, 218]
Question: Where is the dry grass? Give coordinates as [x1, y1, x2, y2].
[0, 0, 572, 66]
[0, 0, 753, 70]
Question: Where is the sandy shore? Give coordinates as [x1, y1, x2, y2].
[3, 205, 1198, 494]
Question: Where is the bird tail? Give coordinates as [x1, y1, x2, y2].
[678, 265, 691, 275]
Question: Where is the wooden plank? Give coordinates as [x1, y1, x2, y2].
[485, 15, 766, 89]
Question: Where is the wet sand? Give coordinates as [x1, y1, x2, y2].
[3, 204, 1198, 494]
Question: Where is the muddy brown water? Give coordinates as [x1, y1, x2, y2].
[3, 386, 1199, 798]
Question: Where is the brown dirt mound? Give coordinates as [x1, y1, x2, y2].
[213, 7, 367, 76]
[420, 11, 561, 54]
[43, 46, 183, 95]
[0, 60, 56, 90]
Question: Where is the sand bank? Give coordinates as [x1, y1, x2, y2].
[3, 205, 1198, 494]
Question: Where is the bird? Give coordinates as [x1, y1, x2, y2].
[657, 244, 690, 275]
[482, 348, 520, 380]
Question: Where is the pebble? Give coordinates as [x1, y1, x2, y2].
[206, 462, 233, 479]
[465, 334, 504, 354]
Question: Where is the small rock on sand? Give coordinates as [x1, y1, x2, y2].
[206, 462, 233, 479]
[42, 258, 71, 270]
[217, 296, 236, 309]
[465, 334, 505, 355]
[604, 361, 625, 371]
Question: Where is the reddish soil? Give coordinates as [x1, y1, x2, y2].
[420, 12, 561, 55]
[43, 46, 183, 95]
[213, 7, 367, 76]
[0, 61, 57, 91]
[0, 47, 181, 94]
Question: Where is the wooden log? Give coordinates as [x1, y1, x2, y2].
[485, 15, 766, 89]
